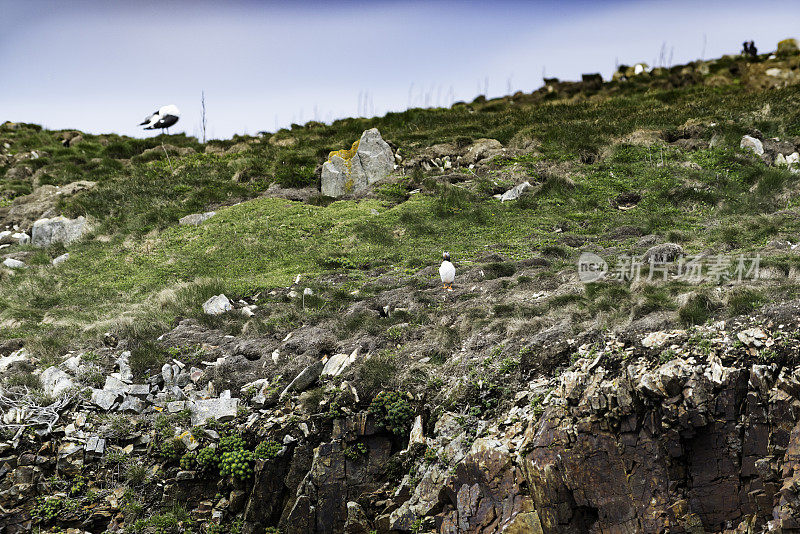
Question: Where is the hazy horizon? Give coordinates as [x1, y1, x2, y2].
[2, 0, 800, 139]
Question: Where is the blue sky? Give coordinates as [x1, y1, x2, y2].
[2, 0, 799, 139]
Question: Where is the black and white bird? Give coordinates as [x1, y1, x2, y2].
[139, 104, 180, 133]
[439, 252, 455, 291]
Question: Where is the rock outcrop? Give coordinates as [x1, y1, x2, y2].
[522, 318, 800, 533]
[5, 181, 95, 229]
[320, 129, 394, 197]
[31, 215, 89, 247]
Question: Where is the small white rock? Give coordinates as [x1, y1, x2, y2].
[740, 135, 764, 156]
[2, 258, 25, 269]
[52, 253, 70, 266]
[202, 294, 232, 315]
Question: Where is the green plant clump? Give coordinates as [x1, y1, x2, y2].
[220, 449, 254, 481]
[368, 391, 415, 436]
[254, 440, 283, 460]
[196, 447, 219, 471]
[180, 451, 197, 470]
[32, 495, 78, 523]
[218, 434, 246, 453]
[343, 442, 368, 461]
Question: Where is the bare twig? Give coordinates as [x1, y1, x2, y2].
[161, 139, 173, 173]
[0, 388, 75, 436]
[201, 90, 207, 144]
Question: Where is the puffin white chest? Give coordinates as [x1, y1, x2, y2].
[439, 260, 455, 283]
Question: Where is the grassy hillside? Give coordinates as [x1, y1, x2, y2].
[3, 53, 800, 360]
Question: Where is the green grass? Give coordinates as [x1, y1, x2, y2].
[4, 65, 800, 350]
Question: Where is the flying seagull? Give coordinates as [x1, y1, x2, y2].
[140, 104, 180, 133]
[439, 252, 455, 291]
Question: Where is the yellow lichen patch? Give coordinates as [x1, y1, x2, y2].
[328, 140, 360, 177]
[328, 140, 360, 162]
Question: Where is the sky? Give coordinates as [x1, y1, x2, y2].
[1, 0, 799, 139]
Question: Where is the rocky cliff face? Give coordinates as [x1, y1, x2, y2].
[521, 313, 800, 533]
[6, 43, 800, 534]
[5, 299, 800, 533]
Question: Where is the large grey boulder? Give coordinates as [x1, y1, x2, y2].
[321, 128, 394, 197]
[31, 215, 88, 247]
[188, 397, 240, 426]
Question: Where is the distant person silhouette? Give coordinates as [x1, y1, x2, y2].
[742, 41, 758, 58]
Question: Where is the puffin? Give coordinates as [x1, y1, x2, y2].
[139, 104, 181, 132]
[439, 252, 455, 291]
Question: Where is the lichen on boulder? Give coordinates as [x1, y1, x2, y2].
[320, 128, 394, 197]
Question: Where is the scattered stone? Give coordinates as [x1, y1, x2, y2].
[166, 401, 186, 413]
[85, 435, 106, 455]
[52, 253, 69, 266]
[178, 430, 200, 451]
[499, 181, 532, 202]
[117, 351, 133, 382]
[57, 441, 83, 460]
[176, 470, 196, 481]
[740, 135, 765, 156]
[0, 348, 28, 372]
[641, 330, 684, 349]
[0, 231, 29, 245]
[202, 294, 232, 315]
[737, 327, 771, 348]
[642, 242, 684, 263]
[175, 371, 190, 387]
[127, 384, 150, 398]
[31, 215, 89, 247]
[161, 363, 174, 385]
[280, 361, 323, 398]
[91, 389, 119, 411]
[462, 138, 503, 165]
[322, 349, 358, 377]
[2, 258, 26, 269]
[179, 211, 216, 226]
[103, 375, 129, 394]
[40, 366, 75, 397]
[408, 415, 424, 448]
[188, 397, 240, 426]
